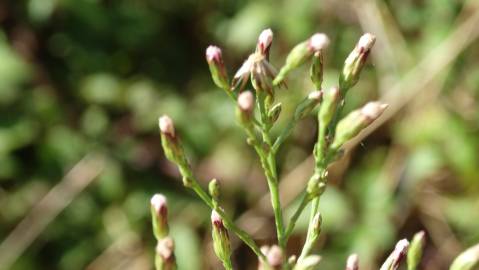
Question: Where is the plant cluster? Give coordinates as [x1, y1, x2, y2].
[152, 29, 479, 270]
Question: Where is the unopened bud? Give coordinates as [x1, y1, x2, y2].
[407, 231, 426, 270]
[236, 91, 255, 127]
[257, 28, 274, 57]
[274, 33, 329, 85]
[331, 101, 388, 150]
[339, 33, 376, 92]
[267, 245, 284, 270]
[306, 173, 325, 199]
[308, 33, 330, 52]
[294, 255, 321, 270]
[268, 103, 282, 123]
[206, 45, 230, 91]
[346, 254, 359, 270]
[380, 239, 409, 270]
[449, 243, 479, 270]
[159, 115, 187, 166]
[318, 87, 341, 129]
[151, 194, 169, 240]
[294, 90, 323, 120]
[159, 115, 175, 138]
[156, 237, 177, 270]
[310, 51, 324, 90]
[209, 179, 220, 206]
[211, 210, 232, 264]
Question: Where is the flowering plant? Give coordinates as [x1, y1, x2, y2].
[151, 29, 479, 270]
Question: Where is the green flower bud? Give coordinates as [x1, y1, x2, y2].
[268, 103, 282, 124]
[346, 254, 359, 270]
[159, 115, 187, 166]
[449, 243, 479, 270]
[236, 91, 255, 127]
[155, 237, 177, 270]
[209, 178, 220, 206]
[294, 255, 321, 270]
[339, 33, 376, 92]
[380, 239, 409, 270]
[294, 90, 323, 120]
[407, 231, 426, 270]
[274, 33, 329, 85]
[206, 45, 230, 91]
[306, 173, 326, 199]
[331, 101, 388, 150]
[310, 51, 324, 90]
[211, 210, 232, 264]
[150, 194, 169, 240]
[318, 87, 341, 129]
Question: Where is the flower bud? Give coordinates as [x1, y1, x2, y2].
[380, 239, 409, 270]
[310, 51, 324, 90]
[236, 91, 255, 127]
[449, 243, 479, 270]
[407, 231, 425, 270]
[274, 33, 329, 85]
[331, 101, 388, 150]
[232, 55, 254, 91]
[346, 254, 359, 270]
[294, 255, 321, 270]
[211, 210, 232, 264]
[156, 237, 177, 270]
[151, 194, 169, 240]
[159, 115, 188, 166]
[257, 28, 274, 58]
[306, 173, 326, 199]
[209, 178, 220, 206]
[268, 103, 282, 124]
[339, 33, 376, 92]
[267, 245, 284, 270]
[318, 87, 341, 129]
[294, 90, 323, 120]
[206, 45, 230, 91]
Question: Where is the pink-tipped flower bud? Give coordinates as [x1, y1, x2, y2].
[346, 254, 359, 270]
[236, 91, 255, 127]
[159, 115, 188, 167]
[151, 194, 169, 240]
[159, 115, 175, 138]
[380, 239, 409, 270]
[308, 33, 330, 52]
[257, 28, 274, 57]
[294, 90, 323, 120]
[211, 210, 232, 266]
[156, 237, 176, 269]
[331, 101, 388, 150]
[274, 33, 329, 86]
[339, 33, 376, 92]
[206, 45, 230, 91]
[267, 245, 284, 269]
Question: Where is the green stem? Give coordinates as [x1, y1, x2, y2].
[283, 193, 310, 243]
[178, 164, 267, 263]
[256, 92, 285, 248]
[222, 259, 234, 270]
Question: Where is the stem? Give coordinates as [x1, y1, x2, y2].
[272, 119, 295, 152]
[298, 196, 320, 261]
[283, 193, 310, 243]
[222, 259, 233, 270]
[178, 164, 267, 262]
[256, 92, 285, 248]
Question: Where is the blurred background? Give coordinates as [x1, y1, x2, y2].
[0, 0, 479, 269]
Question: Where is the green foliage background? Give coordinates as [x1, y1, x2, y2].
[0, 0, 478, 269]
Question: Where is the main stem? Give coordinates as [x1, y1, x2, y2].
[257, 93, 285, 248]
